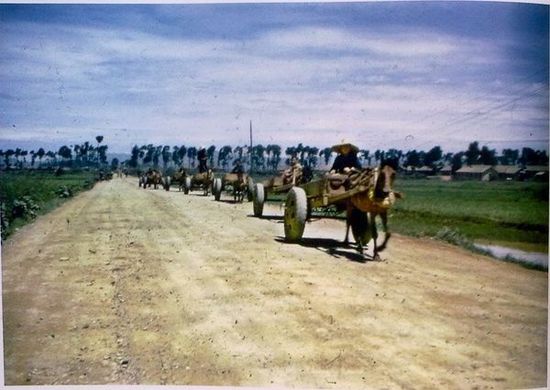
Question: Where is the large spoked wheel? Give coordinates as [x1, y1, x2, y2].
[253, 183, 265, 217]
[184, 177, 191, 194]
[284, 187, 308, 242]
[246, 176, 254, 202]
[213, 178, 222, 201]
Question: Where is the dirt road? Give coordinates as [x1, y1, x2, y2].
[2, 177, 547, 388]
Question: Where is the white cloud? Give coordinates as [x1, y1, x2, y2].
[0, 16, 547, 154]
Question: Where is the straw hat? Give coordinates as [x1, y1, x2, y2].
[331, 139, 359, 154]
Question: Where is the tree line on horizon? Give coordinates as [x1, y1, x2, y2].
[124, 141, 548, 173]
[1, 139, 548, 173]
[0, 136, 108, 170]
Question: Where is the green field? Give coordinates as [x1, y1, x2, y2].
[0, 169, 97, 239]
[391, 178, 548, 252]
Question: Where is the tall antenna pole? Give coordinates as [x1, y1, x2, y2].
[249, 120, 253, 174]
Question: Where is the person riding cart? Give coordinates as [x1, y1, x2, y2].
[330, 140, 362, 174]
[231, 159, 245, 174]
[198, 147, 208, 173]
[283, 156, 303, 185]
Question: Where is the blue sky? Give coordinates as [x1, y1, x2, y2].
[0, 2, 548, 154]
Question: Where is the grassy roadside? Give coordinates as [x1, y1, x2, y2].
[391, 178, 548, 252]
[0, 169, 98, 240]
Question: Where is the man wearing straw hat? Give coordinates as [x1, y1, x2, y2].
[330, 140, 362, 174]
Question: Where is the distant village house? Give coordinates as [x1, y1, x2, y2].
[523, 165, 549, 181]
[454, 165, 498, 181]
[493, 165, 522, 181]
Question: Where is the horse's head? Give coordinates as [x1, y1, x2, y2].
[374, 165, 397, 200]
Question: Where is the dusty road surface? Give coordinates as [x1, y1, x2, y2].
[2, 177, 547, 388]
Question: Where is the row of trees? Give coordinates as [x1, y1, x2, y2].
[125, 142, 548, 173]
[127, 144, 286, 172]
[1, 138, 547, 173]
[399, 142, 548, 172]
[0, 136, 108, 170]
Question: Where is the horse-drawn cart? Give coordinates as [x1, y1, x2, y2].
[183, 170, 214, 196]
[252, 165, 311, 217]
[283, 166, 399, 258]
[212, 173, 254, 202]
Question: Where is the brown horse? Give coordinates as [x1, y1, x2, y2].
[172, 168, 187, 191]
[187, 169, 213, 196]
[232, 172, 247, 202]
[144, 169, 162, 190]
[344, 165, 402, 260]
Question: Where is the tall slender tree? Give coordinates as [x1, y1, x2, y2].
[251, 144, 266, 172]
[306, 146, 319, 168]
[465, 141, 480, 165]
[152, 146, 162, 168]
[285, 146, 297, 165]
[129, 145, 140, 168]
[500, 149, 519, 165]
[29, 150, 36, 167]
[266, 144, 281, 171]
[162, 145, 171, 168]
[58, 145, 73, 166]
[424, 146, 443, 168]
[4, 149, 14, 169]
[207, 145, 216, 168]
[218, 145, 233, 170]
[95, 135, 104, 166]
[172, 146, 181, 167]
[187, 147, 197, 168]
[36, 148, 45, 167]
[479, 146, 497, 165]
[178, 145, 187, 168]
[319, 147, 332, 167]
[451, 152, 464, 173]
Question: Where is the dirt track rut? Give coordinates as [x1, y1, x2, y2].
[2, 177, 547, 388]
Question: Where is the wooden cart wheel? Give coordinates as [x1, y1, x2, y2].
[247, 176, 254, 201]
[253, 183, 264, 217]
[184, 177, 191, 194]
[213, 178, 222, 201]
[284, 187, 308, 242]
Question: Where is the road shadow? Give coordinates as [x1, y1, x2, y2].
[274, 236, 378, 263]
[246, 214, 284, 221]
[216, 199, 247, 205]
[183, 192, 211, 197]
